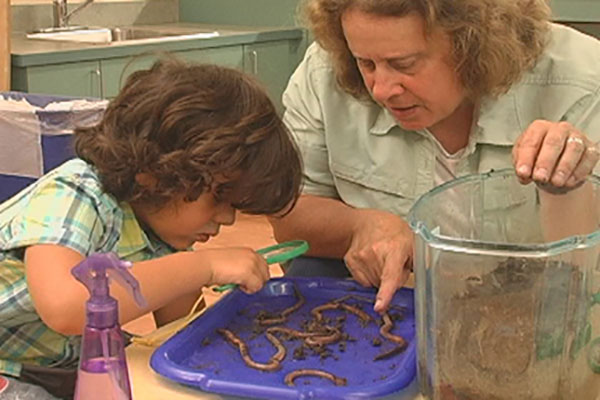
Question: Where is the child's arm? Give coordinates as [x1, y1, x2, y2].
[25, 243, 269, 335]
[152, 290, 203, 327]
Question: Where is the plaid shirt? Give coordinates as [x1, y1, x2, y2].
[0, 158, 175, 377]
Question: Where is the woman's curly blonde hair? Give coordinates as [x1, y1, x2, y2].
[301, 0, 552, 100]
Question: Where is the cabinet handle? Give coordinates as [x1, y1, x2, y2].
[250, 50, 258, 75]
[93, 68, 104, 99]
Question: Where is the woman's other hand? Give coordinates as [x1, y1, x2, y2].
[345, 209, 413, 313]
[513, 120, 600, 191]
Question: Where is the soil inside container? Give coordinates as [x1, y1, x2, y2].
[434, 258, 598, 400]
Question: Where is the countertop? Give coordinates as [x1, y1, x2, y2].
[11, 23, 305, 67]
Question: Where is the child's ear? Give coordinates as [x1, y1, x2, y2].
[135, 173, 157, 188]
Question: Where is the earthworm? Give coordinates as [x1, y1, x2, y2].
[371, 313, 408, 360]
[284, 368, 347, 386]
[311, 302, 372, 323]
[267, 325, 342, 347]
[266, 326, 318, 339]
[380, 312, 407, 346]
[304, 326, 342, 347]
[257, 314, 287, 326]
[332, 294, 376, 304]
[373, 344, 407, 361]
[217, 328, 285, 371]
[257, 285, 305, 326]
[333, 294, 408, 313]
[266, 331, 287, 363]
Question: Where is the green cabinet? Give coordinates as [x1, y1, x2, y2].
[12, 60, 103, 98]
[12, 45, 246, 99]
[11, 39, 302, 109]
[101, 45, 245, 98]
[243, 40, 302, 112]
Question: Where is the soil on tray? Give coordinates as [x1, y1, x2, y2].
[433, 257, 599, 400]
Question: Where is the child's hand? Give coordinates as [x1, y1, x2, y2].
[203, 247, 270, 294]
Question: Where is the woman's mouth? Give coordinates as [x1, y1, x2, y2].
[389, 105, 418, 120]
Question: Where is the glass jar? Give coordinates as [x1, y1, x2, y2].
[408, 169, 600, 400]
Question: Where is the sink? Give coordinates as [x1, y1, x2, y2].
[110, 27, 220, 42]
[27, 27, 112, 43]
[26, 26, 220, 44]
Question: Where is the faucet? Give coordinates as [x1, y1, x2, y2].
[53, 0, 94, 29]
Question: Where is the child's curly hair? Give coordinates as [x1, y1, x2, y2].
[74, 58, 302, 215]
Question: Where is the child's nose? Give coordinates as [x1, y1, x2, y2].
[216, 205, 236, 226]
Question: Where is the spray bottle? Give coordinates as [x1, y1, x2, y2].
[72, 253, 147, 400]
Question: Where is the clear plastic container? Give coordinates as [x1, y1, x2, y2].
[408, 169, 600, 400]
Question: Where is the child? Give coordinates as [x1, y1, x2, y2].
[0, 58, 302, 399]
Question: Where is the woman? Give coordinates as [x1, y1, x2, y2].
[271, 0, 600, 313]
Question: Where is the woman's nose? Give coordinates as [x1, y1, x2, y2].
[370, 69, 405, 103]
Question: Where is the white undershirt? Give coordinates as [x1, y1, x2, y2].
[426, 130, 470, 238]
[427, 130, 468, 187]
[427, 103, 479, 187]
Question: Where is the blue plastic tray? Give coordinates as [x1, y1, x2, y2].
[151, 277, 416, 400]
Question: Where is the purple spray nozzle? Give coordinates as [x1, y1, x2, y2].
[72, 253, 147, 328]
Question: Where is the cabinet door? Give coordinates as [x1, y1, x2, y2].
[243, 40, 303, 112]
[99, 46, 244, 99]
[11, 61, 102, 98]
[177, 46, 244, 69]
[100, 56, 157, 99]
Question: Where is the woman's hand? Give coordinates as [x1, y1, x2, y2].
[204, 247, 270, 294]
[513, 120, 599, 191]
[345, 209, 413, 313]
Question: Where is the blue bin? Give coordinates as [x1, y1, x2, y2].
[0, 92, 107, 203]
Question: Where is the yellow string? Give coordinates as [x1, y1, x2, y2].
[131, 292, 208, 347]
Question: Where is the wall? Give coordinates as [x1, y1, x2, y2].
[550, 0, 600, 39]
[11, 0, 600, 32]
[179, 0, 301, 27]
[550, 0, 600, 22]
[179, 0, 600, 28]
[11, 0, 178, 33]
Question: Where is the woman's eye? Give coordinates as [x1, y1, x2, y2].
[390, 60, 416, 72]
[356, 58, 375, 70]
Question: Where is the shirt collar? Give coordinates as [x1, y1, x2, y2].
[369, 107, 397, 136]
[117, 203, 175, 258]
[475, 93, 522, 146]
